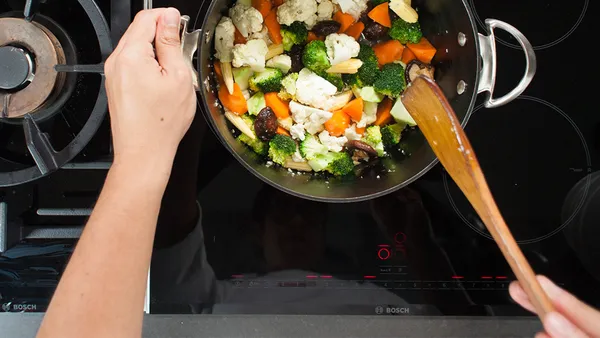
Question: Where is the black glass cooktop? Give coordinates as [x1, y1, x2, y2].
[148, 0, 599, 316]
[1, 0, 599, 317]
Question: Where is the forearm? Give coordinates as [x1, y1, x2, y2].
[37, 158, 172, 338]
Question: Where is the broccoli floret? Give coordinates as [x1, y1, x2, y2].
[381, 123, 406, 148]
[389, 18, 423, 44]
[249, 68, 284, 93]
[238, 134, 269, 156]
[323, 73, 344, 91]
[281, 22, 308, 52]
[363, 125, 385, 156]
[327, 152, 354, 176]
[268, 134, 297, 165]
[342, 73, 364, 88]
[343, 44, 380, 88]
[373, 63, 406, 98]
[278, 72, 299, 101]
[308, 152, 354, 176]
[300, 134, 328, 160]
[302, 40, 331, 74]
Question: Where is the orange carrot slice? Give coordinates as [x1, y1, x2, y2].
[401, 47, 417, 64]
[368, 3, 392, 28]
[325, 110, 351, 137]
[342, 97, 364, 122]
[344, 21, 365, 40]
[356, 126, 366, 135]
[307, 31, 324, 42]
[334, 11, 355, 33]
[265, 92, 290, 119]
[277, 126, 291, 136]
[374, 98, 393, 126]
[406, 37, 437, 64]
[264, 9, 283, 45]
[219, 83, 248, 116]
[373, 40, 405, 66]
[252, 0, 272, 18]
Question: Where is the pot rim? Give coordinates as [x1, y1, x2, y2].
[197, 0, 482, 203]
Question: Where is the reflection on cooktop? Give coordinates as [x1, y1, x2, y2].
[469, 0, 589, 50]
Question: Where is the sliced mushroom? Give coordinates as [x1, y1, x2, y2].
[352, 150, 371, 164]
[405, 60, 435, 84]
[362, 21, 389, 41]
[346, 140, 378, 159]
[254, 107, 278, 141]
[313, 20, 342, 37]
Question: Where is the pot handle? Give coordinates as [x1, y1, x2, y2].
[477, 19, 536, 108]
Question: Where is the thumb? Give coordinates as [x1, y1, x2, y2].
[155, 8, 184, 72]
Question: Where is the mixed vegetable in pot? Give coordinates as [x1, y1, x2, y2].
[213, 0, 438, 176]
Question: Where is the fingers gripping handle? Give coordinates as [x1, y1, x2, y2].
[180, 15, 201, 91]
[477, 19, 537, 108]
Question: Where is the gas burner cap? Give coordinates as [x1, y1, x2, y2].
[0, 46, 34, 90]
[469, 0, 589, 51]
[0, 17, 66, 119]
[443, 96, 592, 244]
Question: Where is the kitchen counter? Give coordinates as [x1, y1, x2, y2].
[1, 314, 541, 337]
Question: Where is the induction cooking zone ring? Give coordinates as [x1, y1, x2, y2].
[0, 17, 67, 119]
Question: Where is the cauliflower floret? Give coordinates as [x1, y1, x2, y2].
[307, 109, 333, 134]
[357, 101, 378, 128]
[319, 131, 348, 153]
[317, 0, 334, 20]
[292, 148, 306, 162]
[289, 101, 333, 135]
[290, 101, 310, 124]
[232, 39, 269, 72]
[229, 3, 263, 38]
[345, 125, 363, 141]
[325, 33, 360, 65]
[332, 0, 369, 20]
[290, 123, 307, 141]
[266, 55, 292, 74]
[249, 26, 272, 45]
[215, 17, 235, 62]
[277, 0, 318, 26]
[296, 68, 338, 110]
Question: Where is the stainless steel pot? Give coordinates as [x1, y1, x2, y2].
[192, 0, 536, 203]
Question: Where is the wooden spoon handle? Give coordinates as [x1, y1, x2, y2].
[402, 76, 555, 318]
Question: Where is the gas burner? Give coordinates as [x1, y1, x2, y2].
[443, 96, 592, 244]
[469, 0, 589, 50]
[0, 17, 73, 119]
[0, 0, 112, 187]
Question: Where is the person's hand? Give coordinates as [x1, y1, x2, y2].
[104, 8, 196, 173]
[510, 275, 600, 338]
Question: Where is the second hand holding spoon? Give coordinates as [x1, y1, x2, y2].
[401, 76, 555, 319]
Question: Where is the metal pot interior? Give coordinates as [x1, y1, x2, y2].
[198, 0, 480, 202]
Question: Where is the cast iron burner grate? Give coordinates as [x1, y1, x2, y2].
[0, 0, 113, 187]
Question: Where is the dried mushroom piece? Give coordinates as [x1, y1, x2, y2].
[254, 107, 278, 141]
[346, 140, 378, 163]
[405, 59, 435, 85]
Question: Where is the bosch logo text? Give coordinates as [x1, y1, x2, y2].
[2, 303, 37, 312]
[375, 306, 410, 315]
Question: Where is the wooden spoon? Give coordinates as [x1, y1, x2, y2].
[401, 76, 555, 319]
